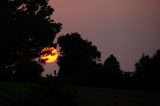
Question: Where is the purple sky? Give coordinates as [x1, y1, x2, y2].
[44, 0, 160, 75]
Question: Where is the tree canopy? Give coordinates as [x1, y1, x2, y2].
[1, 0, 61, 66]
[0, 0, 62, 80]
[57, 33, 101, 81]
[133, 50, 160, 82]
[102, 54, 123, 84]
[103, 55, 122, 75]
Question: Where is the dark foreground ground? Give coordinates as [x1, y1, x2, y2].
[0, 81, 160, 106]
[76, 87, 160, 106]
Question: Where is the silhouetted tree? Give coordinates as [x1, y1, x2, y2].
[152, 50, 160, 80]
[57, 33, 101, 85]
[133, 54, 151, 82]
[0, 0, 61, 80]
[102, 55, 123, 86]
[133, 50, 160, 90]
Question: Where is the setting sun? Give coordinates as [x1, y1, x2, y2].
[40, 47, 58, 63]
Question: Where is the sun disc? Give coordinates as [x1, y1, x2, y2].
[40, 47, 58, 63]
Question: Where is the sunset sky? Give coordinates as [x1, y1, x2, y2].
[44, 0, 160, 74]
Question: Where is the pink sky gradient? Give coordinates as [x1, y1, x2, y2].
[44, 0, 160, 75]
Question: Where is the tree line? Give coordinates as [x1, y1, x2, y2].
[56, 33, 160, 91]
[1, 0, 160, 91]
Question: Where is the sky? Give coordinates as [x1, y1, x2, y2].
[44, 0, 160, 75]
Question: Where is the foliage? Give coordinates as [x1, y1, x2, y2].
[0, 0, 61, 80]
[57, 33, 101, 84]
[133, 50, 160, 89]
[1, 0, 61, 66]
[103, 54, 123, 79]
[133, 54, 151, 81]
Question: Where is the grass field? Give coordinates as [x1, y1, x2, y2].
[0, 81, 160, 106]
[76, 87, 160, 106]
